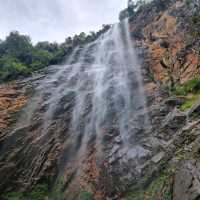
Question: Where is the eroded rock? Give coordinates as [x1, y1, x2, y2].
[162, 108, 187, 132]
[174, 160, 200, 200]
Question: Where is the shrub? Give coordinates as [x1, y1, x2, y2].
[0, 56, 30, 81]
[3, 192, 25, 200]
[125, 173, 172, 200]
[29, 184, 49, 200]
[3, 185, 48, 200]
[77, 190, 94, 200]
[173, 78, 200, 96]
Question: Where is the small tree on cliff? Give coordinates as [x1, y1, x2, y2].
[127, 0, 135, 17]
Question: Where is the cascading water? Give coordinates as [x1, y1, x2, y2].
[41, 19, 150, 181]
[67, 19, 150, 146]
[0, 19, 150, 198]
[34, 19, 149, 146]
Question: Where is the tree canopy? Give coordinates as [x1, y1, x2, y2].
[0, 25, 111, 82]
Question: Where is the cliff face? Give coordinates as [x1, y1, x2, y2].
[1, 1, 200, 200]
[130, 0, 199, 85]
[122, 1, 200, 200]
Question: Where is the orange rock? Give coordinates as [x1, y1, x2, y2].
[0, 83, 28, 137]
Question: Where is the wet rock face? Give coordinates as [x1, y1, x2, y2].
[0, 50, 175, 200]
[0, 83, 28, 140]
[1, 1, 200, 199]
[161, 108, 187, 132]
[0, 76, 172, 199]
[174, 160, 200, 200]
[131, 0, 200, 85]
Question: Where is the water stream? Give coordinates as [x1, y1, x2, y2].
[0, 20, 150, 196]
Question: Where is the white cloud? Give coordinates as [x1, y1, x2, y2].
[0, 0, 127, 43]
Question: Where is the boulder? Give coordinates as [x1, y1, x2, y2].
[174, 160, 200, 200]
[164, 97, 187, 107]
[188, 100, 200, 118]
[151, 152, 165, 163]
[162, 108, 187, 131]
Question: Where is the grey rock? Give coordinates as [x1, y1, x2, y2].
[151, 152, 165, 163]
[109, 145, 120, 157]
[126, 146, 151, 160]
[174, 160, 200, 200]
[164, 97, 186, 107]
[162, 108, 187, 131]
[188, 100, 200, 118]
[114, 136, 122, 144]
[143, 136, 164, 149]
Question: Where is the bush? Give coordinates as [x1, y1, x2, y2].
[3, 184, 48, 200]
[173, 78, 200, 96]
[179, 94, 200, 111]
[172, 78, 200, 111]
[0, 26, 111, 82]
[3, 192, 25, 200]
[124, 173, 172, 200]
[0, 56, 30, 81]
[29, 184, 49, 200]
[77, 190, 94, 200]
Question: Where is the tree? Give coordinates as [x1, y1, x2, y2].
[0, 24, 112, 82]
[119, 9, 129, 21]
[127, 0, 136, 18]
[3, 31, 32, 60]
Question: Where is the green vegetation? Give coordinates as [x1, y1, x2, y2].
[124, 173, 172, 200]
[173, 78, 200, 96]
[0, 25, 110, 82]
[0, 31, 61, 82]
[119, 0, 167, 21]
[172, 78, 200, 111]
[179, 94, 200, 111]
[77, 190, 94, 200]
[3, 184, 64, 200]
[3, 183, 94, 200]
[3, 184, 49, 200]
[119, 0, 151, 21]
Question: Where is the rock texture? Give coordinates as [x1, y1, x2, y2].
[0, 1, 200, 200]
[132, 0, 200, 85]
[0, 83, 28, 140]
[174, 160, 200, 200]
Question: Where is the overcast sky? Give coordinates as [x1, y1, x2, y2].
[0, 0, 128, 43]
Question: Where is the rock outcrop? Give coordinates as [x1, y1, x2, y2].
[0, 1, 200, 200]
[132, 0, 200, 85]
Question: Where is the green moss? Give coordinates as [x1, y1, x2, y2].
[171, 78, 200, 111]
[3, 192, 25, 200]
[180, 94, 200, 111]
[29, 184, 49, 200]
[124, 173, 172, 200]
[3, 182, 93, 200]
[3, 185, 49, 200]
[49, 178, 65, 200]
[77, 190, 94, 200]
[173, 78, 200, 96]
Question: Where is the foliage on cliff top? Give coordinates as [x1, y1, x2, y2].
[0, 25, 110, 83]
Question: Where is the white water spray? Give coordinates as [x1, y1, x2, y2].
[31, 19, 150, 154]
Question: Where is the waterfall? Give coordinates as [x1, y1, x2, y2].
[68, 19, 149, 145]
[0, 19, 150, 192]
[33, 19, 150, 148]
